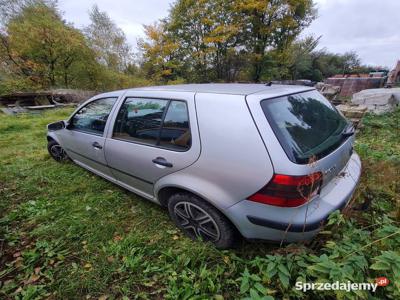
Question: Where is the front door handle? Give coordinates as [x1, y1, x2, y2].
[152, 157, 173, 168]
[92, 141, 103, 149]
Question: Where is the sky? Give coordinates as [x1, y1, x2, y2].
[58, 0, 400, 69]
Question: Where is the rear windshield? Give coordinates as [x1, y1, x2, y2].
[261, 90, 349, 164]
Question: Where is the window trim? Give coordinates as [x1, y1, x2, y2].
[110, 96, 192, 152]
[67, 97, 118, 136]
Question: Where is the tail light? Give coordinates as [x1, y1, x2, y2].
[248, 172, 323, 207]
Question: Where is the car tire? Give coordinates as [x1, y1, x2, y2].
[167, 193, 238, 249]
[47, 140, 69, 162]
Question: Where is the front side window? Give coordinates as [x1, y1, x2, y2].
[113, 98, 191, 150]
[69, 97, 117, 135]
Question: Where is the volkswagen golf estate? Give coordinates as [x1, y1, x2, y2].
[46, 84, 361, 249]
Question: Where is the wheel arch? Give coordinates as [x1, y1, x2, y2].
[157, 185, 242, 237]
[158, 185, 206, 207]
[46, 132, 61, 144]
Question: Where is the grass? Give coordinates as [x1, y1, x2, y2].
[0, 108, 399, 299]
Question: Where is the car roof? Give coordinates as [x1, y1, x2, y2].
[97, 83, 314, 98]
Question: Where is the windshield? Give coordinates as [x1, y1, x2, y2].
[261, 90, 350, 164]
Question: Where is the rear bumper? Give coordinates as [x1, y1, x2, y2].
[223, 153, 362, 242]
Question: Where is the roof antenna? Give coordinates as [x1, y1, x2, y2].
[266, 81, 273, 86]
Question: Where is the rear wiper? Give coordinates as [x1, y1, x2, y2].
[341, 123, 355, 137]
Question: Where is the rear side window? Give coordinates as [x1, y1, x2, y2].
[261, 90, 349, 164]
[159, 101, 191, 150]
[113, 98, 191, 151]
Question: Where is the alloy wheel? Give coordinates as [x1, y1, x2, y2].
[173, 201, 221, 242]
[50, 144, 68, 161]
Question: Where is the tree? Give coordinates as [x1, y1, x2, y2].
[0, 0, 56, 30]
[235, 0, 316, 81]
[166, 0, 217, 82]
[0, 1, 152, 94]
[0, 2, 99, 89]
[340, 51, 361, 75]
[311, 50, 362, 79]
[168, 0, 246, 82]
[285, 35, 321, 80]
[141, 0, 316, 83]
[138, 22, 182, 83]
[84, 5, 133, 72]
[280, 39, 381, 82]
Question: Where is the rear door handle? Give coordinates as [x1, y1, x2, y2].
[92, 141, 103, 149]
[152, 157, 173, 168]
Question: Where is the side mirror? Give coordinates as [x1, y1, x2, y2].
[47, 120, 66, 131]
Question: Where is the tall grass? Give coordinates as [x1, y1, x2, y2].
[0, 108, 399, 299]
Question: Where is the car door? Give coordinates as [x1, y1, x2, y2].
[104, 91, 200, 197]
[58, 97, 118, 179]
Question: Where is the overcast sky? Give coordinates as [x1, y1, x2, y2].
[58, 0, 400, 69]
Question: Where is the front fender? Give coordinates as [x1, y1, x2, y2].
[46, 131, 62, 145]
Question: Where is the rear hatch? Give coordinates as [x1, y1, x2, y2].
[246, 88, 355, 190]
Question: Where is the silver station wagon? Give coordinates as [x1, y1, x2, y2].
[47, 84, 361, 249]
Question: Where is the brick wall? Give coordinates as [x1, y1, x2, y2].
[325, 77, 385, 97]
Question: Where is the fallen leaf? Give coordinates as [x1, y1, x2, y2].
[26, 274, 40, 284]
[84, 263, 92, 269]
[14, 257, 23, 268]
[113, 235, 123, 242]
